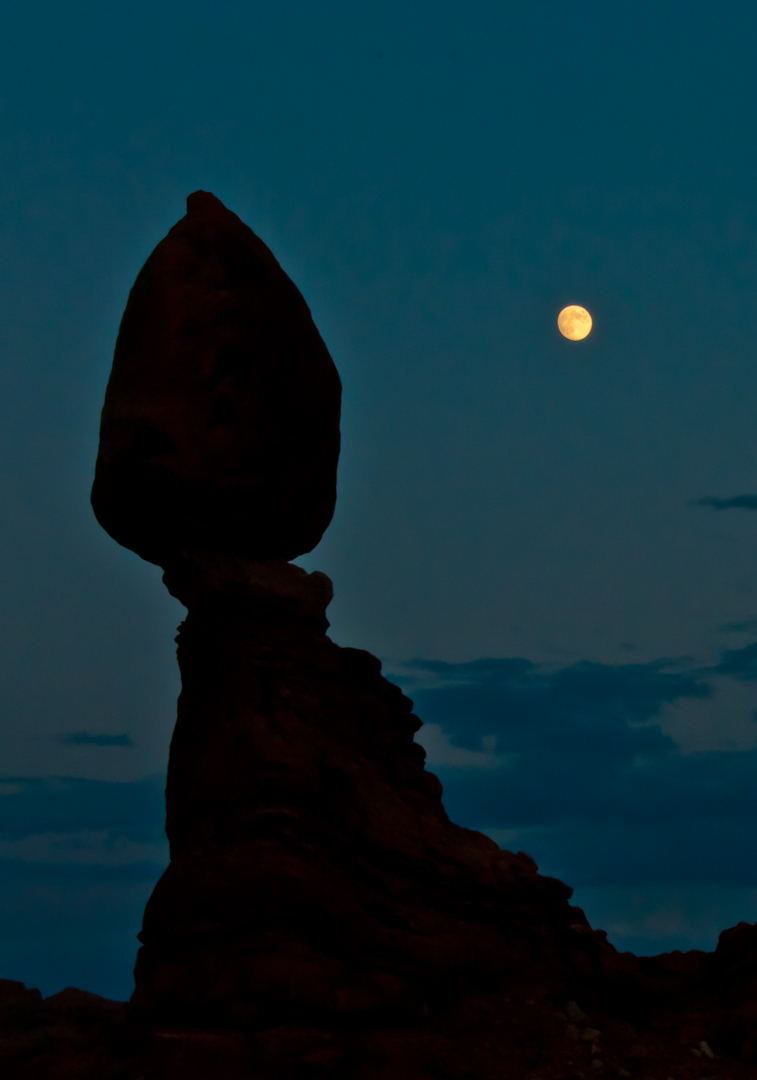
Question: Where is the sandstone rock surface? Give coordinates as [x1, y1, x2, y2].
[91, 191, 341, 567]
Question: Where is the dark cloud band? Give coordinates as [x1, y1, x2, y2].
[396, 650, 757, 890]
[60, 732, 134, 747]
[690, 494, 757, 510]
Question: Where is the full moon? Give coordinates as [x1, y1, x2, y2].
[557, 305, 592, 340]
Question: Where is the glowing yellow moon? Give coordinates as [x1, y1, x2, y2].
[557, 305, 592, 340]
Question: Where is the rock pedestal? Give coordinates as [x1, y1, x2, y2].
[130, 558, 607, 1037]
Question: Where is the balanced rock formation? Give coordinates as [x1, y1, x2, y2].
[91, 190, 341, 567]
[6, 194, 757, 1078]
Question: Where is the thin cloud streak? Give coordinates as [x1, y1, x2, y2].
[690, 494, 757, 510]
[60, 733, 134, 747]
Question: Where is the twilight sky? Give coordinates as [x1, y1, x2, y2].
[2, 0, 757, 1000]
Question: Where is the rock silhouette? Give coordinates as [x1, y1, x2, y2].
[4, 195, 757, 1078]
[132, 554, 592, 1032]
[91, 190, 341, 567]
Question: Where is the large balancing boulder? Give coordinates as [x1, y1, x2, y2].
[91, 191, 341, 567]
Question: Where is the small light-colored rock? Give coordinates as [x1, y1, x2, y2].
[581, 1028, 601, 1042]
[566, 1001, 589, 1023]
[699, 1040, 714, 1059]
[617, 1070, 631, 1078]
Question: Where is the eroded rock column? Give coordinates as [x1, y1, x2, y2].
[91, 193, 602, 1041]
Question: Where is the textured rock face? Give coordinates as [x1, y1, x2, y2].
[91, 191, 341, 567]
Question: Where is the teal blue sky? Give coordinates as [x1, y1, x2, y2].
[2, 0, 757, 998]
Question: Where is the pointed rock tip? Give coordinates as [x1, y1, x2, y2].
[186, 190, 230, 215]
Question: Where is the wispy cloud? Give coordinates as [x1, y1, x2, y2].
[709, 643, 757, 680]
[690, 494, 757, 510]
[717, 619, 757, 634]
[0, 775, 164, 841]
[60, 732, 134, 747]
[391, 650, 757, 895]
[0, 775, 168, 998]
